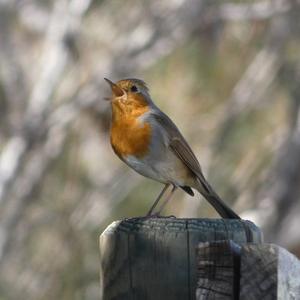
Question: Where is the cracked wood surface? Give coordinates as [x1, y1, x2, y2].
[99, 217, 262, 300]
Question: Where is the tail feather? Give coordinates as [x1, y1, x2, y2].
[196, 178, 240, 219]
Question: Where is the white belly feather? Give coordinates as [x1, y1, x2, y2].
[122, 111, 192, 187]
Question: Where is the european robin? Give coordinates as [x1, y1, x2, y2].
[104, 78, 240, 219]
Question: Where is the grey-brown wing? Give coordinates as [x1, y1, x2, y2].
[153, 112, 208, 185]
[152, 111, 241, 219]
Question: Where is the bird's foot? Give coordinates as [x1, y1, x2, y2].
[145, 212, 160, 218]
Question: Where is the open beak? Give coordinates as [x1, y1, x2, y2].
[104, 78, 124, 97]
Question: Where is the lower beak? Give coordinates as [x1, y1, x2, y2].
[104, 78, 124, 97]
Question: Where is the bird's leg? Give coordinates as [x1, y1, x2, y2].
[146, 184, 170, 216]
[155, 185, 177, 215]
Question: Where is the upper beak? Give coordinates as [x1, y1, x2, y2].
[104, 78, 124, 97]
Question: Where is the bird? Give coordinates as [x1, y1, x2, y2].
[104, 78, 240, 219]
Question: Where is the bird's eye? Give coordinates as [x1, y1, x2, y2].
[130, 85, 138, 93]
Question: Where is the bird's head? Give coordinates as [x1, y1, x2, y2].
[104, 78, 152, 109]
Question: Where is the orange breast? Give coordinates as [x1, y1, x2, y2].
[110, 104, 151, 158]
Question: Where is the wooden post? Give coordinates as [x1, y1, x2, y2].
[99, 217, 262, 300]
[195, 241, 300, 300]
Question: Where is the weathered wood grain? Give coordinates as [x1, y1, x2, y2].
[278, 246, 300, 299]
[99, 221, 132, 300]
[239, 244, 300, 300]
[99, 217, 262, 300]
[196, 240, 241, 300]
[195, 241, 300, 300]
[239, 244, 277, 300]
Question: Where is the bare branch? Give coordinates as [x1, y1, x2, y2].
[0, 122, 67, 262]
[250, 62, 300, 242]
[218, 1, 291, 21]
[212, 8, 294, 153]
[0, 0, 92, 206]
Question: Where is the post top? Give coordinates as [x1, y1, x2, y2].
[101, 216, 263, 244]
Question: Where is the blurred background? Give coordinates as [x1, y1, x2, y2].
[0, 0, 299, 299]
